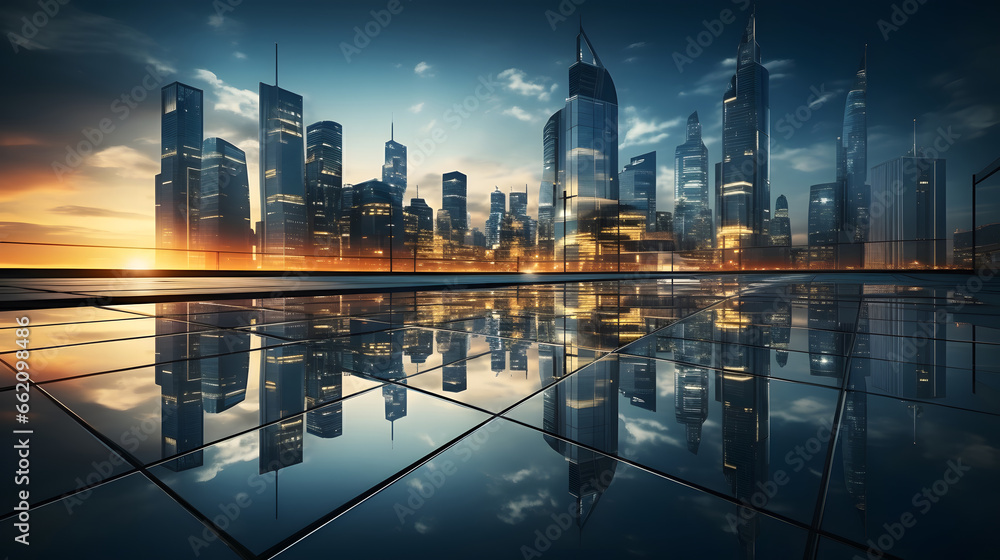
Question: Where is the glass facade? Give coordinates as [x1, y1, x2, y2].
[619, 151, 656, 232]
[155, 82, 203, 254]
[259, 83, 306, 258]
[348, 179, 404, 257]
[305, 121, 344, 256]
[538, 110, 562, 257]
[770, 194, 791, 247]
[382, 125, 407, 209]
[674, 112, 711, 250]
[198, 138, 250, 255]
[717, 15, 770, 251]
[441, 171, 467, 240]
[840, 52, 869, 244]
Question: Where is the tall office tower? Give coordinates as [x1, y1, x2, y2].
[404, 194, 434, 257]
[717, 14, 770, 251]
[675, 112, 710, 249]
[619, 151, 656, 232]
[840, 50, 869, 243]
[554, 25, 619, 264]
[199, 138, 251, 255]
[656, 211, 673, 234]
[349, 179, 404, 258]
[486, 186, 506, 248]
[154, 305, 203, 471]
[155, 83, 203, 256]
[442, 171, 468, 243]
[382, 122, 407, 208]
[867, 150, 947, 268]
[305, 121, 344, 255]
[509, 189, 528, 217]
[770, 194, 791, 247]
[808, 182, 845, 247]
[339, 184, 354, 252]
[509, 187, 534, 247]
[259, 82, 306, 258]
[538, 111, 562, 256]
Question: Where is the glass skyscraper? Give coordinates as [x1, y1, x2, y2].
[199, 138, 250, 254]
[867, 151, 947, 268]
[555, 25, 619, 265]
[155, 82, 203, 255]
[486, 187, 506, 248]
[674, 112, 711, 250]
[538, 111, 562, 257]
[441, 171, 468, 241]
[259, 83, 306, 258]
[770, 194, 791, 247]
[619, 151, 656, 232]
[839, 51, 869, 244]
[349, 179, 404, 257]
[305, 121, 344, 256]
[382, 123, 407, 208]
[717, 14, 770, 251]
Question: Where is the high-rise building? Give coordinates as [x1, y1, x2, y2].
[442, 171, 468, 241]
[259, 83, 306, 258]
[675, 112, 711, 250]
[554, 25, 619, 264]
[349, 179, 404, 258]
[717, 14, 770, 251]
[656, 211, 673, 234]
[867, 150, 947, 268]
[840, 51, 869, 244]
[619, 151, 656, 232]
[808, 183, 844, 246]
[486, 186, 506, 248]
[382, 123, 407, 208]
[770, 194, 791, 247]
[404, 194, 434, 258]
[538, 111, 562, 256]
[198, 138, 251, 256]
[155, 82, 203, 256]
[305, 121, 344, 255]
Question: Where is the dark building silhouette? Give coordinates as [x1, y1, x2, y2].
[349, 179, 405, 257]
[442, 171, 468, 242]
[155, 83, 203, 257]
[259, 82, 307, 258]
[154, 304, 204, 471]
[199, 138, 251, 255]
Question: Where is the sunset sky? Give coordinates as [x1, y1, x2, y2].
[1, 0, 997, 252]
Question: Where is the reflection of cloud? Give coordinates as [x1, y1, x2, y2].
[84, 373, 160, 412]
[414, 521, 431, 534]
[497, 491, 549, 525]
[620, 414, 681, 446]
[195, 435, 259, 482]
[502, 465, 549, 483]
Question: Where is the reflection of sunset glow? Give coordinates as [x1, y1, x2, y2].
[125, 257, 152, 270]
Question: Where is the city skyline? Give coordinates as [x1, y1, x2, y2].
[2, 0, 996, 253]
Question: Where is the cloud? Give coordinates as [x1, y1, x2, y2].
[87, 146, 158, 179]
[414, 61, 434, 77]
[409, 102, 425, 114]
[620, 106, 682, 149]
[624, 57, 638, 64]
[498, 68, 556, 101]
[626, 42, 647, 49]
[194, 69, 258, 120]
[771, 142, 832, 173]
[233, 51, 246, 59]
[49, 206, 147, 220]
[502, 106, 535, 123]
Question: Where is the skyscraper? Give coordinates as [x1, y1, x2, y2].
[556, 25, 619, 265]
[155, 82, 203, 256]
[717, 14, 770, 251]
[442, 171, 468, 242]
[199, 138, 250, 256]
[349, 179, 404, 258]
[770, 194, 791, 247]
[305, 121, 344, 255]
[619, 151, 656, 232]
[538, 110, 562, 257]
[808, 182, 844, 246]
[509, 189, 528, 218]
[840, 51, 869, 244]
[404, 192, 434, 258]
[382, 123, 407, 208]
[259, 82, 306, 258]
[486, 186, 505, 248]
[867, 150, 947, 268]
[675, 112, 711, 249]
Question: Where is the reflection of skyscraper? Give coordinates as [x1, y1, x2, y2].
[807, 284, 851, 380]
[675, 112, 711, 250]
[156, 83, 203, 255]
[259, 319, 306, 474]
[673, 319, 712, 452]
[489, 335, 506, 374]
[619, 357, 656, 412]
[382, 123, 407, 208]
[383, 383, 408, 440]
[717, 14, 770, 250]
[305, 121, 344, 255]
[439, 331, 468, 393]
[305, 336, 344, 439]
[154, 304, 203, 471]
[442, 171, 468, 242]
[543, 359, 619, 526]
[619, 152, 656, 232]
[259, 82, 307, 257]
[198, 329, 250, 413]
[555, 26, 619, 265]
[199, 138, 251, 255]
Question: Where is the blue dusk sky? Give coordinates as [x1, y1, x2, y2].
[1, 0, 997, 247]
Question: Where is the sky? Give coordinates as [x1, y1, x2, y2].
[1, 0, 998, 249]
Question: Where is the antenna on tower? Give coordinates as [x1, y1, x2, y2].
[391, 114, 394, 141]
[912, 118, 917, 156]
[275, 43, 278, 86]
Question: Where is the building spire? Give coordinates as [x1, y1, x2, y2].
[274, 43, 278, 86]
[391, 114, 394, 141]
[912, 118, 917, 156]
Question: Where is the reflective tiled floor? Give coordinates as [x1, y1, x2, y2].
[2, 273, 998, 559]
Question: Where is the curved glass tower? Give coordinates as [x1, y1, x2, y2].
[675, 111, 710, 250]
[840, 50, 868, 244]
[538, 110, 562, 257]
[717, 14, 770, 251]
